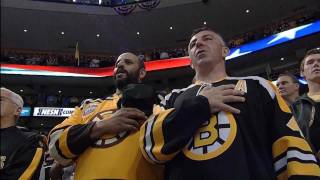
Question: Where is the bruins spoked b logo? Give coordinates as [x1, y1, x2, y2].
[90, 110, 129, 148]
[183, 111, 237, 160]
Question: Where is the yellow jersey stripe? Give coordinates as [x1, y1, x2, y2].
[273, 136, 312, 157]
[19, 148, 43, 180]
[151, 109, 178, 162]
[277, 161, 320, 179]
[58, 126, 76, 158]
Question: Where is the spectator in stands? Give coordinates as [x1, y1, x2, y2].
[89, 56, 100, 68]
[292, 48, 320, 157]
[276, 72, 300, 105]
[160, 50, 169, 59]
[48, 52, 162, 179]
[138, 52, 146, 61]
[140, 27, 320, 179]
[0, 87, 45, 179]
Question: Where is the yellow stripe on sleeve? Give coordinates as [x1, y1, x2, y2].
[151, 109, 178, 162]
[272, 136, 313, 157]
[19, 148, 43, 180]
[58, 127, 76, 159]
[277, 161, 320, 180]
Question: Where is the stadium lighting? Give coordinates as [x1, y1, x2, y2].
[169, 26, 173, 30]
[61, 32, 65, 35]
[203, 21, 207, 25]
[246, 9, 250, 13]
[23, 29, 28, 32]
[96, 34, 100, 38]
[137, 32, 140, 35]
[280, 57, 285, 61]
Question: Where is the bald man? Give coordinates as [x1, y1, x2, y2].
[0, 87, 45, 179]
[48, 53, 162, 180]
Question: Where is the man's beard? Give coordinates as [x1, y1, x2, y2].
[114, 70, 140, 90]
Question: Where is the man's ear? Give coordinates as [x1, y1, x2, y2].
[222, 46, 230, 58]
[14, 107, 22, 116]
[139, 68, 147, 80]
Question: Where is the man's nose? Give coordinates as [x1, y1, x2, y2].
[196, 39, 204, 48]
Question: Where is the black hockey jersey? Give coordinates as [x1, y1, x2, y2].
[140, 76, 320, 180]
[0, 126, 44, 180]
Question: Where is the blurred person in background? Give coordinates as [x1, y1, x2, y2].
[276, 72, 300, 105]
[0, 87, 45, 179]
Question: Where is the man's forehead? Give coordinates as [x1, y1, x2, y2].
[190, 30, 216, 41]
[116, 53, 138, 63]
[305, 53, 320, 62]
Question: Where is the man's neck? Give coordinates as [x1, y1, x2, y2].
[195, 63, 228, 84]
[307, 81, 320, 96]
[0, 117, 15, 129]
[285, 94, 299, 104]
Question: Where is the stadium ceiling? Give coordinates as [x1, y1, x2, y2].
[1, 0, 320, 54]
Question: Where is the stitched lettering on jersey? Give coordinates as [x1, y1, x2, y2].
[82, 104, 98, 117]
[183, 111, 237, 161]
[90, 110, 129, 148]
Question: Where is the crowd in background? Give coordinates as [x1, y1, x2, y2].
[1, 10, 319, 68]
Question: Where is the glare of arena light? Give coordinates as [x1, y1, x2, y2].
[23, 29, 28, 32]
[99, 0, 102, 5]
[136, 32, 140, 35]
[96, 34, 100, 38]
[89, 91, 93, 94]
[280, 57, 285, 61]
[58, 90, 62, 93]
[169, 26, 173, 30]
[203, 21, 207, 25]
[20, 89, 23, 92]
[61, 32, 65, 35]
[246, 9, 250, 13]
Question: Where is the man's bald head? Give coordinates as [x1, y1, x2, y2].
[1, 87, 24, 108]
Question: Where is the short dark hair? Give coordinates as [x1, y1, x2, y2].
[190, 27, 226, 46]
[300, 47, 320, 72]
[278, 72, 299, 84]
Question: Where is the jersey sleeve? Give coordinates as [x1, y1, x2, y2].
[2, 133, 45, 180]
[262, 80, 320, 179]
[140, 94, 211, 164]
[48, 106, 97, 166]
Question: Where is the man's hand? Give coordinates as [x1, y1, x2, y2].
[199, 84, 245, 114]
[90, 108, 147, 139]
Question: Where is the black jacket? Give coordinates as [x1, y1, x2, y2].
[292, 93, 320, 153]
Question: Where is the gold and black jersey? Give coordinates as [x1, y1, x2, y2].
[140, 76, 320, 180]
[0, 126, 44, 180]
[48, 94, 162, 180]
